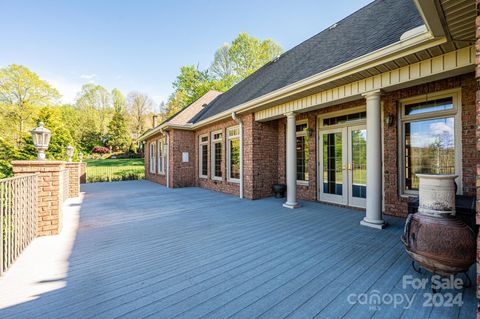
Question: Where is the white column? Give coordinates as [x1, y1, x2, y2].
[360, 91, 386, 229]
[283, 112, 300, 209]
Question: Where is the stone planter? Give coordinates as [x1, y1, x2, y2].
[417, 174, 457, 216]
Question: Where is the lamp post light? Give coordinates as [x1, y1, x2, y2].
[66, 145, 74, 162]
[31, 122, 51, 160]
[78, 152, 83, 162]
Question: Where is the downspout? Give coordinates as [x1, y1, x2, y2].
[231, 112, 244, 199]
[160, 129, 170, 188]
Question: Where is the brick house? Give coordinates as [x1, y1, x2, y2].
[140, 0, 475, 229]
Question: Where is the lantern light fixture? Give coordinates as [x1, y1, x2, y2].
[66, 145, 74, 162]
[78, 152, 83, 162]
[31, 122, 51, 160]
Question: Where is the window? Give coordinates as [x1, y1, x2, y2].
[211, 131, 222, 180]
[227, 126, 240, 182]
[296, 121, 309, 182]
[400, 91, 461, 194]
[323, 112, 366, 127]
[199, 135, 208, 178]
[149, 142, 156, 174]
[157, 139, 165, 174]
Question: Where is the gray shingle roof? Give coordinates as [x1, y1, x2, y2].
[192, 0, 423, 123]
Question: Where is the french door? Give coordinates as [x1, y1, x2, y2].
[319, 125, 367, 208]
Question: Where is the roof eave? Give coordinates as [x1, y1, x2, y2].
[192, 30, 446, 128]
[413, 0, 447, 38]
[138, 122, 195, 141]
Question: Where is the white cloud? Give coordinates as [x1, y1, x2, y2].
[46, 76, 83, 104]
[80, 74, 96, 80]
[429, 120, 453, 136]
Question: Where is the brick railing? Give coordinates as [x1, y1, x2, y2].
[12, 161, 81, 236]
[0, 161, 82, 276]
[0, 174, 38, 275]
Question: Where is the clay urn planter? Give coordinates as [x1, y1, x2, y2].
[401, 174, 475, 276]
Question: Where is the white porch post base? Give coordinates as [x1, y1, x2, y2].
[361, 90, 386, 229]
[283, 202, 301, 209]
[360, 218, 387, 229]
[284, 112, 300, 209]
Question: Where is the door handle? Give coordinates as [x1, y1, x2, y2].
[348, 163, 352, 170]
[342, 164, 347, 170]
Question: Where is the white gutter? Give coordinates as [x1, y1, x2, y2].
[191, 30, 445, 129]
[160, 129, 170, 188]
[231, 112, 243, 199]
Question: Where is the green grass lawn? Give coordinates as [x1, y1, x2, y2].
[85, 158, 144, 183]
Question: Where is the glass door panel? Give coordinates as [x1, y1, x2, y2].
[348, 126, 367, 208]
[319, 129, 347, 205]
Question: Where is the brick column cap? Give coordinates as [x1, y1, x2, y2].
[12, 160, 66, 173]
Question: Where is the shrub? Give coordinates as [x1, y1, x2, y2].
[0, 160, 13, 179]
[92, 146, 110, 154]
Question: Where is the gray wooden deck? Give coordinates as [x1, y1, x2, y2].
[0, 180, 475, 318]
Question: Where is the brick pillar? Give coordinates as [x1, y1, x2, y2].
[66, 162, 81, 197]
[79, 162, 87, 184]
[12, 160, 66, 236]
[476, 0, 480, 313]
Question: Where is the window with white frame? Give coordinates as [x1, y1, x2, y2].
[399, 90, 461, 194]
[199, 135, 209, 178]
[211, 131, 222, 180]
[227, 126, 240, 182]
[296, 121, 309, 182]
[149, 142, 156, 174]
[157, 138, 166, 174]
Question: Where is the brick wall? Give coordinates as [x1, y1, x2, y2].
[383, 73, 476, 217]
[170, 129, 196, 188]
[144, 132, 167, 186]
[12, 160, 66, 236]
[142, 76, 476, 219]
[274, 74, 475, 217]
[194, 118, 241, 197]
[65, 162, 80, 198]
[248, 114, 279, 199]
[79, 162, 86, 184]
[475, 0, 480, 309]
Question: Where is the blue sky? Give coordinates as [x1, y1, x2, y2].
[0, 0, 372, 109]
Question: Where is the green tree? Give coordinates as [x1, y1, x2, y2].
[74, 83, 113, 151]
[0, 64, 60, 146]
[127, 91, 154, 140]
[171, 65, 217, 107]
[75, 83, 112, 136]
[229, 33, 283, 79]
[210, 33, 283, 85]
[163, 33, 283, 120]
[210, 43, 237, 88]
[107, 89, 130, 151]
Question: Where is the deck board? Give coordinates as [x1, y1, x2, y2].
[0, 180, 475, 319]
